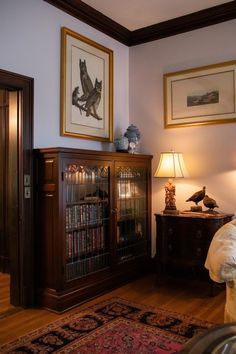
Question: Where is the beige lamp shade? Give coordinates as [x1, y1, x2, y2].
[154, 152, 188, 178]
[154, 151, 188, 214]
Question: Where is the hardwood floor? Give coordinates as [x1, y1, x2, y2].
[0, 273, 226, 345]
[0, 273, 14, 315]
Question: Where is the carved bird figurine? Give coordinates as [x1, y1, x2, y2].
[203, 195, 219, 210]
[186, 186, 206, 205]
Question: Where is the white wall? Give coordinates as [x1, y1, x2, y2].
[130, 20, 236, 254]
[2, 1, 236, 256]
[0, 0, 129, 150]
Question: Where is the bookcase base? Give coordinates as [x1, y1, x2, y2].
[38, 258, 151, 313]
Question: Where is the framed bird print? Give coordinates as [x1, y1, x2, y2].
[164, 60, 236, 128]
[60, 27, 113, 141]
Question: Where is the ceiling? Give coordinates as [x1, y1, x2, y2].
[44, 0, 236, 46]
[82, 0, 232, 31]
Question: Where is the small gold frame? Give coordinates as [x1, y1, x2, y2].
[164, 60, 236, 128]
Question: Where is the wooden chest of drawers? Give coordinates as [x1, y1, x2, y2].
[155, 213, 234, 279]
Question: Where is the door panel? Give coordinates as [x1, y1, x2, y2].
[0, 69, 34, 308]
[0, 89, 9, 273]
[8, 90, 21, 304]
[63, 159, 111, 282]
[115, 162, 149, 263]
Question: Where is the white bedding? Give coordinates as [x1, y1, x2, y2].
[205, 219, 236, 286]
[205, 219, 236, 322]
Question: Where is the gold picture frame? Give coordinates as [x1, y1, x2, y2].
[60, 27, 113, 141]
[164, 60, 236, 128]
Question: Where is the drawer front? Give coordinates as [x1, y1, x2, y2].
[162, 222, 180, 258]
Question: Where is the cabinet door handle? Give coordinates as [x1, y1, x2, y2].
[168, 243, 173, 252]
[195, 230, 202, 239]
[196, 247, 202, 257]
[45, 193, 53, 197]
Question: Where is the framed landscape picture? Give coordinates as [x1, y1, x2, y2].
[60, 27, 113, 141]
[164, 60, 236, 128]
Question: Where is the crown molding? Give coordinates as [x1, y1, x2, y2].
[130, 1, 236, 45]
[44, 0, 236, 46]
[43, 0, 131, 45]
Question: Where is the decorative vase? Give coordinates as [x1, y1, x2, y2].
[114, 135, 129, 152]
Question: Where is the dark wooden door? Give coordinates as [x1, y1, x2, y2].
[0, 89, 9, 273]
[0, 69, 34, 307]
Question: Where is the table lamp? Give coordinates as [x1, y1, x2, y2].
[154, 151, 187, 214]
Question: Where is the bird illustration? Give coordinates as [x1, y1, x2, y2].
[203, 195, 219, 210]
[186, 186, 206, 205]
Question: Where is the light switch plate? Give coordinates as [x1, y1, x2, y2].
[24, 174, 30, 186]
[24, 187, 31, 198]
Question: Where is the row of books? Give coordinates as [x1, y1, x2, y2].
[65, 170, 97, 184]
[66, 184, 108, 203]
[66, 252, 109, 281]
[66, 203, 106, 230]
[116, 219, 144, 243]
[117, 198, 146, 218]
[117, 240, 146, 262]
[66, 225, 106, 260]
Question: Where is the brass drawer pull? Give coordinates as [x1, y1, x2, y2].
[195, 230, 202, 239]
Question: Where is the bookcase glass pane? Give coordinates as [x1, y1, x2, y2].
[64, 163, 110, 281]
[116, 166, 147, 262]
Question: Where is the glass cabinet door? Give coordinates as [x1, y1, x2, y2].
[64, 161, 110, 281]
[116, 165, 148, 262]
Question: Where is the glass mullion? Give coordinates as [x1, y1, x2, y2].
[65, 162, 110, 281]
[116, 165, 148, 262]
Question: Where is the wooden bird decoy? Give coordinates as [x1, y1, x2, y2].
[186, 186, 206, 205]
[203, 195, 219, 210]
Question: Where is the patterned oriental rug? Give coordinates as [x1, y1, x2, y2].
[0, 297, 215, 354]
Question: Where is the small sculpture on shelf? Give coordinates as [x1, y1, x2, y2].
[203, 195, 219, 214]
[124, 124, 141, 153]
[186, 186, 206, 212]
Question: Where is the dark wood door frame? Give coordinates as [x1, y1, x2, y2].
[0, 69, 34, 307]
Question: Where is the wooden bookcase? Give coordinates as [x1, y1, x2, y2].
[34, 147, 152, 312]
